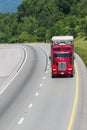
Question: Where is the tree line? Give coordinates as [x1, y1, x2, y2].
[0, 0, 87, 43]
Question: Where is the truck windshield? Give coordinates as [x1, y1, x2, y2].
[54, 53, 69, 58]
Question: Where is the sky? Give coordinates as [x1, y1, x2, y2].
[0, 0, 23, 13]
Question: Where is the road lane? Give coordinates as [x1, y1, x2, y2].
[14, 71, 76, 130]
[72, 54, 87, 130]
[67, 61, 78, 130]
[0, 45, 47, 130]
[9, 44, 76, 130]
[0, 44, 86, 130]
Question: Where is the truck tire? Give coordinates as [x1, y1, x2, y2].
[71, 74, 73, 77]
[52, 75, 55, 78]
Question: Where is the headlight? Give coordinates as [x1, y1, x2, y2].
[68, 68, 72, 70]
[53, 68, 57, 71]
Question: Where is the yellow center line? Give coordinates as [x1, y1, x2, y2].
[67, 61, 79, 130]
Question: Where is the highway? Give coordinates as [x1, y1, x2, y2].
[0, 44, 87, 130]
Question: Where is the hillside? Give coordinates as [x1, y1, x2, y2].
[0, 0, 23, 13]
[0, 0, 87, 43]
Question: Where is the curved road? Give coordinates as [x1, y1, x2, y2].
[0, 44, 87, 130]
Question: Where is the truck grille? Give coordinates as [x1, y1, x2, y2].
[58, 62, 66, 71]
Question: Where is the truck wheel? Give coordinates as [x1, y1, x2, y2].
[52, 75, 55, 78]
[71, 74, 73, 77]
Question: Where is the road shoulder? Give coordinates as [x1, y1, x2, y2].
[0, 44, 26, 91]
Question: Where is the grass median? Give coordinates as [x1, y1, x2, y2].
[75, 38, 87, 67]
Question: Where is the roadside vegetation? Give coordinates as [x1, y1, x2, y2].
[0, 0, 87, 67]
[75, 39, 87, 67]
[0, 0, 87, 43]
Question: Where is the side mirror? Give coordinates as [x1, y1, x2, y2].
[49, 56, 52, 60]
[74, 55, 75, 59]
[73, 55, 76, 59]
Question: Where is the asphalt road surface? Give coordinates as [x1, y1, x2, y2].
[0, 44, 87, 130]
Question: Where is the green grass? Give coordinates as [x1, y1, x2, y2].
[75, 38, 87, 67]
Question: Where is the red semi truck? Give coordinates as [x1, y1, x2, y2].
[50, 36, 74, 77]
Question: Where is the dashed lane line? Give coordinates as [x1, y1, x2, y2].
[35, 92, 39, 97]
[45, 71, 48, 74]
[43, 76, 46, 80]
[29, 104, 33, 108]
[40, 83, 43, 87]
[18, 117, 24, 125]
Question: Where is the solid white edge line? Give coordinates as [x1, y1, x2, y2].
[0, 47, 27, 95]
[18, 117, 24, 125]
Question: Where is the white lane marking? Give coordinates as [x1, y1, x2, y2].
[45, 71, 48, 74]
[18, 117, 24, 125]
[35, 92, 39, 96]
[47, 65, 50, 68]
[43, 76, 46, 79]
[40, 83, 43, 87]
[29, 104, 32, 108]
[48, 61, 50, 64]
[0, 47, 27, 95]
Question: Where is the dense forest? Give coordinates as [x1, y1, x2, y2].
[0, 0, 87, 43]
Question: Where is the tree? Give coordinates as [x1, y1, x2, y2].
[34, 27, 46, 42]
[0, 0, 87, 43]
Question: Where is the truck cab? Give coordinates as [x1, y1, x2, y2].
[50, 36, 74, 77]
